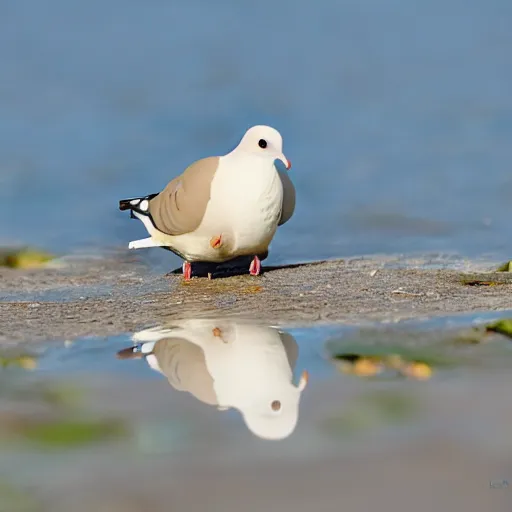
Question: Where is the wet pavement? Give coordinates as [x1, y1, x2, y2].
[3, 253, 512, 344]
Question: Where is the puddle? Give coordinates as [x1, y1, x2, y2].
[1, 315, 512, 511]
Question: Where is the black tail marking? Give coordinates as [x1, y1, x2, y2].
[118, 193, 159, 212]
[116, 346, 148, 360]
[119, 198, 136, 211]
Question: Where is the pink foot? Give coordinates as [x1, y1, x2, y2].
[249, 255, 261, 276]
[182, 261, 192, 280]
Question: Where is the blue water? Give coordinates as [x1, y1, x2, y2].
[0, 311, 507, 455]
[34, 325, 336, 382]
[3, 314, 512, 511]
[1, 0, 512, 270]
[29, 309, 512, 393]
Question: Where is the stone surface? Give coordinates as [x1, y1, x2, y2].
[1, 252, 512, 342]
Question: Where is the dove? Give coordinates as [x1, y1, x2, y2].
[117, 319, 308, 440]
[118, 125, 295, 279]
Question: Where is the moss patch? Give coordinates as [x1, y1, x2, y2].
[0, 247, 55, 269]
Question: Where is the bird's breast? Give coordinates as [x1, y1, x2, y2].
[206, 161, 284, 251]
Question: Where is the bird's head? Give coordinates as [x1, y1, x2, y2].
[234, 125, 291, 170]
[239, 370, 308, 440]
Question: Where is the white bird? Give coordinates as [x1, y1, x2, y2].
[118, 125, 295, 279]
[117, 319, 308, 440]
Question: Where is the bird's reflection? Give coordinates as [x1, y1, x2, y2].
[116, 319, 308, 440]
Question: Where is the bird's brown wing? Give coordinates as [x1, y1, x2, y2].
[148, 156, 219, 235]
[152, 337, 218, 406]
[278, 168, 296, 226]
[278, 330, 299, 370]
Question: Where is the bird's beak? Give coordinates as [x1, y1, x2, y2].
[297, 370, 309, 391]
[278, 154, 292, 170]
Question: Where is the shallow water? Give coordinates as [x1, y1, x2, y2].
[1, 314, 512, 510]
[1, 0, 512, 270]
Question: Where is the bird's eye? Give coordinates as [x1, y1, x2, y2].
[258, 139, 267, 149]
[271, 400, 281, 411]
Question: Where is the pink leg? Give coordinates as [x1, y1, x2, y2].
[249, 255, 261, 276]
[182, 261, 192, 280]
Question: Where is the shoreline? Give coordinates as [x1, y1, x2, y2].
[1, 253, 512, 342]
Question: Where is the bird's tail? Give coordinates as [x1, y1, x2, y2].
[116, 340, 157, 360]
[119, 198, 137, 211]
[116, 344, 149, 360]
[119, 193, 158, 212]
